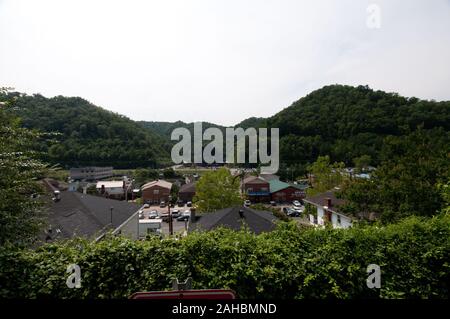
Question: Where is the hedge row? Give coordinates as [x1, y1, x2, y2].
[0, 214, 449, 299]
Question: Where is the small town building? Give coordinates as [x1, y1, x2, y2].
[189, 206, 278, 234]
[178, 182, 196, 203]
[269, 180, 306, 203]
[139, 219, 162, 238]
[96, 180, 125, 199]
[241, 175, 270, 203]
[303, 190, 353, 229]
[141, 180, 173, 204]
[43, 190, 141, 242]
[70, 166, 113, 181]
[259, 173, 280, 182]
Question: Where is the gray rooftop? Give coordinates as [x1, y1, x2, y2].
[44, 191, 139, 241]
[190, 206, 278, 234]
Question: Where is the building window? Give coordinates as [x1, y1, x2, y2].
[247, 188, 253, 193]
[261, 187, 268, 192]
[337, 215, 341, 224]
[153, 189, 159, 195]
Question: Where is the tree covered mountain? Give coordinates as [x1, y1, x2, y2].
[267, 84, 450, 172]
[138, 120, 225, 138]
[2, 85, 449, 171]
[1, 93, 171, 169]
[139, 85, 449, 176]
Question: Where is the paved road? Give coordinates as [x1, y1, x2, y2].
[141, 204, 191, 236]
[141, 203, 311, 235]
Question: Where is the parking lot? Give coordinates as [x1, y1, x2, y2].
[140, 202, 311, 236]
[140, 204, 191, 235]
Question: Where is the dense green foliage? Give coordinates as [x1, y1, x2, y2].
[268, 84, 450, 168]
[0, 89, 47, 245]
[307, 155, 346, 194]
[142, 85, 450, 176]
[339, 128, 450, 223]
[139, 120, 225, 139]
[193, 168, 241, 212]
[0, 92, 171, 169]
[1, 214, 449, 299]
[234, 117, 265, 129]
[3, 85, 449, 171]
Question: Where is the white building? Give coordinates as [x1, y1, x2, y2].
[304, 190, 353, 229]
[70, 166, 113, 181]
[96, 180, 125, 198]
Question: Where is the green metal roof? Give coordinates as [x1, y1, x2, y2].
[269, 180, 307, 193]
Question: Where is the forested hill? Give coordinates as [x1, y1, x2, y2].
[139, 85, 450, 171]
[138, 120, 225, 138]
[266, 84, 450, 168]
[2, 93, 171, 169]
[2, 85, 449, 170]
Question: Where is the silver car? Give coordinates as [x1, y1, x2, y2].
[148, 210, 158, 219]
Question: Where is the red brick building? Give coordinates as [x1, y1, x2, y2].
[141, 180, 172, 204]
[242, 175, 270, 203]
[178, 182, 196, 203]
[269, 180, 306, 203]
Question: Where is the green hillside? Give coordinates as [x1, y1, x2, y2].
[1, 93, 171, 169]
[3, 85, 449, 171]
[138, 120, 225, 138]
[140, 85, 450, 174]
[267, 84, 450, 167]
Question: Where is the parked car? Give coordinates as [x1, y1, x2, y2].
[244, 200, 251, 207]
[143, 204, 150, 209]
[283, 207, 300, 217]
[148, 210, 158, 219]
[159, 212, 169, 222]
[293, 200, 301, 207]
[186, 201, 192, 207]
[159, 201, 166, 208]
[293, 206, 304, 213]
[139, 212, 145, 219]
[270, 201, 276, 206]
[177, 200, 184, 207]
[171, 209, 181, 218]
[177, 210, 191, 221]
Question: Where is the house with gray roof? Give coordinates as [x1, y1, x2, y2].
[43, 191, 141, 242]
[189, 206, 278, 234]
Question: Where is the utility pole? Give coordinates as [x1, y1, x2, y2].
[110, 207, 113, 225]
[168, 195, 173, 236]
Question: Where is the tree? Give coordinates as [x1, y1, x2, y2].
[340, 128, 450, 223]
[353, 155, 371, 173]
[193, 168, 241, 212]
[0, 91, 171, 168]
[307, 155, 346, 194]
[0, 88, 48, 245]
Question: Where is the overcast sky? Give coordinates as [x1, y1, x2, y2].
[1, 0, 449, 126]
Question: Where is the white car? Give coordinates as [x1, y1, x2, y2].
[293, 200, 301, 207]
[148, 210, 158, 219]
[293, 206, 304, 213]
[177, 210, 191, 221]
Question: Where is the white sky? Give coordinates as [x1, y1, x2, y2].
[1, 0, 449, 126]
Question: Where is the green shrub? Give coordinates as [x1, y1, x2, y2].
[0, 214, 449, 299]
